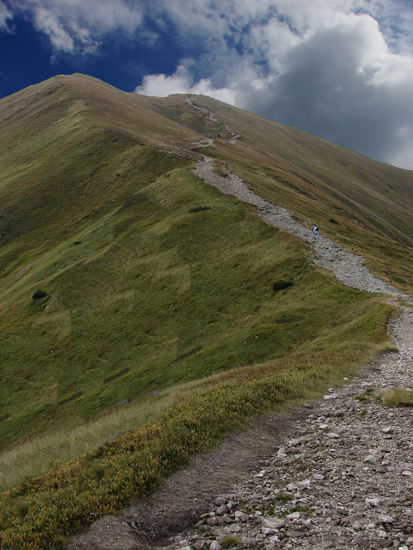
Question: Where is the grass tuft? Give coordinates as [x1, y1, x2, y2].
[221, 536, 240, 548]
[381, 388, 413, 407]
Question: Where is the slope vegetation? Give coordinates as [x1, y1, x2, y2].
[0, 74, 411, 548]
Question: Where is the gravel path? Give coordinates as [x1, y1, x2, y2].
[159, 305, 413, 550]
[192, 157, 403, 297]
[68, 99, 412, 550]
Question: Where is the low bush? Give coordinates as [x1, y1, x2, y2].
[272, 280, 293, 292]
[32, 290, 47, 300]
[329, 218, 339, 224]
[188, 206, 211, 213]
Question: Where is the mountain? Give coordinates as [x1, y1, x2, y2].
[1, 73, 413, 549]
[0, 72, 412, 459]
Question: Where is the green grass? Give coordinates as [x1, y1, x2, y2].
[0, 311, 393, 548]
[1, 158, 387, 453]
[0, 74, 410, 548]
[221, 536, 240, 548]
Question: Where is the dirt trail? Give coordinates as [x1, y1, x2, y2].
[68, 102, 412, 550]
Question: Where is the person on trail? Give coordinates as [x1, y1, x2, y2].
[313, 223, 319, 239]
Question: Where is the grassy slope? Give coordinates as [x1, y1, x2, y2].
[143, 94, 413, 288]
[0, 74, 411, 547]
[0, 72, 411, 451]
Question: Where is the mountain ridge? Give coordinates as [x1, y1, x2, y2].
[0, 73, 412, 548]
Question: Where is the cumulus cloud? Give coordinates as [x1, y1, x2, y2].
[135, 65, 238, 105]
[243, 12, 413, 167]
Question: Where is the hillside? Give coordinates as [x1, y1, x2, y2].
[0, 73, 412, 548]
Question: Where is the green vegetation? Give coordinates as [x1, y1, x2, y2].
[221, 536, 240, 548]
[188, 205, 211, 213]
[272, 280, 293, 291]
[0, 74, 410, 548]
[32, 290, 47, 300]
[381, 388, 413, 407]
[276, 492, 295, 502]
[0, 311, 393, 548]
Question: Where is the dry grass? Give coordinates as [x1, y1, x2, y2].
[380, 388, 413, 407]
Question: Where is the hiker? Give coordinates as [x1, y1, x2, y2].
[314, 224, 319, 239]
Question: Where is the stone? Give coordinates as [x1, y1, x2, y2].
[262, 518, 285, 529]
[378, 515, 394, 524]
[364, 455, 377, 464]
[209, 542, 222, 550]
[234, 511, 249, 522]
[286, 512, 300, 520]
[261, 527, 276, 536]
[401, 471, 412, 476]
[216, 505, 229, 516]
[326, 432, 340, 439]
[366, 498, 383, 507]
[297, 479, 311, 488]
[277, 448, 287, 458]
[223, 515, 233, 524]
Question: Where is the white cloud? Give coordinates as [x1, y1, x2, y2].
[0, 2, 12, 29]
[135, 65, 237, 105]
[8, 0, 144, 52]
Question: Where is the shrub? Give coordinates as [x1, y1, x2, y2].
[32, 290, 47, 300]
[272, 280, 293, 292]
[188, 206, 211, 213]
[393, 276, 407, 284]
[329, 218, 339, 224]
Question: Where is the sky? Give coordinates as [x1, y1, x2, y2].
[1, 1, 413, 169]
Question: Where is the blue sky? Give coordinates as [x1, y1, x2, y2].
[1, 0, 413, 169]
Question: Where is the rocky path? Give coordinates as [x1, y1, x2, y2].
[68, 102, 412, 550]
[192, 157, 403, 297]
[158, 305, 413, 550]
[185, 97, 241, 143]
